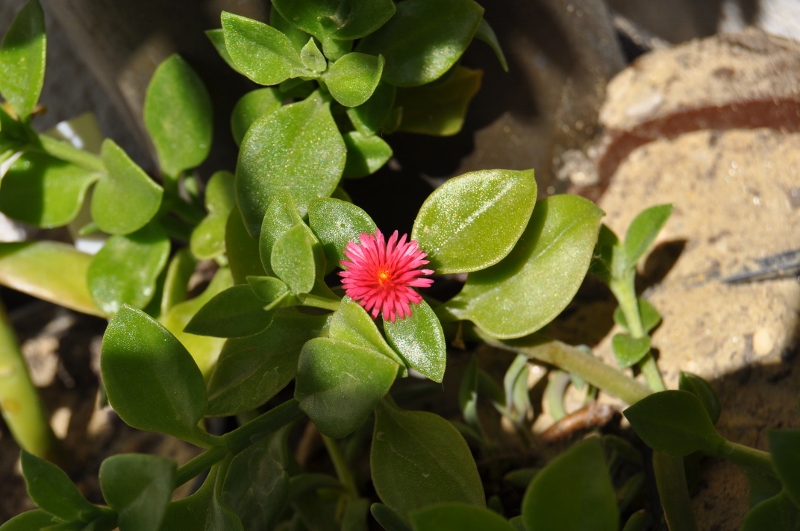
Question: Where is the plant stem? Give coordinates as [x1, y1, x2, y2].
[717, 440, 776, 477]
[477, 332, 652, 405]
[652, 451, 698, 531]
[174, 445, 228, 488]
[32, 135, 105, 173]
[639, 354, 666, 392]
[0, 299, 59, 460]
[224, 399, 304, 455]
[322, 434, 358, 497]
[299, 293, 341, 312]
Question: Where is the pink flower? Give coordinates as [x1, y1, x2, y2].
[339, 229, 434, 322]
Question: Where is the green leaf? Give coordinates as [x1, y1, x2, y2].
[207, 311, 328, 417]
[395, 66, 482, 136]
[271, 223, 319, 295]
[613, 297, 661, 334]
[21, 450, 99, 522]
[101, 306, 209, 444]
[442, 195, 603, 339]
[308, 197, 376, 272]
[624, 204, 673, 269]
[741, 491, 800, 531]
[225, 206, 267, 285]
[184, 285, 277, 338]
[205, 29, 239, 72]
[237, 93, 346, 236]
[160, 268, 233, 378]
[92, 139, 163, 235]
[371, 399, 485, 518]
[611, 333, 651, 369]
[300, 38, 326, 73]
[330, 297, 403, 365]
[99, 454, 176, 531]
[221, 12, 302, 86]
[458, 356, 480, 432]
[621, 510, 647, 531]
[342, 497, 370, 531]
[269, 7, 310, 52]
[679, 372, 721, 425]
[410, 504, 515, 531]
[161, 249, 197, 315]
[384, 300, 446, 382]
[412, 169, 536, 274]
[371, 504, 411, 531]
[624, 390, 724, 457]
[769, 430, 800, 507]
[357, 0, 483, 86]
[246, 276, 289, 302]
[295, 337, 398, 438]
[346, 82, 395, 135]
[271, 0, 395, 40]
[144, 54, 212, 176]
[258, 192, 304, 276]
[474, 19, 508, 72]
[0, 242, 101, 316]
[588, 224, 619, 284]
[159, 466, 243, 531]
[324, 53, 384, 107]
[191, 170, 236, 260]
[230, 88, 283, 148]
[0, 152, 97, 228]
[0, 0, 45, 118]
[342, 131, 392, 178]
[88, 223, 170, 315]
[0, 510, 57, 531]
[522, 438, 617, 531]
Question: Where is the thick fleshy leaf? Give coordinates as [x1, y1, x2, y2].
[611, 333, 651, 369]
[21, 451, 99, 522]
[346, 82, 396, 135]
[99, 454, 176, 531]
[101, 306, 209, 444]
[0, 152, 97, 228]
[371, 399, 485, 517]
[207, 311, 328, 417]
[0, 510, 57, 531]
[521, 438, 618, 531]
[92, 139, 163, 235]
[330, 297, 403, 365]
[300, 38, 326, 73]
[412, 169, 537, 274]
[144, 55, 212, 176]
[295, 337, 398, 438]
[624, 204, 673, 269]
[0, 0, 45, 118]
[161, 268, 233, 378]
[246, 276, 289, 303]
[741, 492, 800, 531]
[442, 195, 603, 339]
[357, 0, 483, 86]
[184, 284, 277, 338]
[223, 426, 291, 531]
[769, 430, 800, 507]
[342, 131, 392, 178]
[230, 88, 282, 147]
[237, 93, 346, 235]
[271, 0, 395, 40]
[324, 53, 384, 107]
[221, 11, 302, 86]
[623, 390, 724, 457]
[679, 372, 721, 425]
[269, 6, 310, 52]
[396, 66, 482, 136]
[191, 171, 236, 260]
[613, 297, 661, 334]
[384, 300, 446, 382]
[160, 248, 197, 317]
[271, 223, 318, 295]
[371, 504, 412, 531]
[474, 18, 508, 72]
[88, 223, 170, 315]
[308, 197, 376, 272]
[0, 242, 101, 316]
[410, 504, 515, 531]
[226, 206, 267, 284]
[206, 29, 239, 72]
[159, 467, 243, 531]
[259, 192, 304, 276]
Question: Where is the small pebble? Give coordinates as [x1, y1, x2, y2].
[753, 328, 774, 356]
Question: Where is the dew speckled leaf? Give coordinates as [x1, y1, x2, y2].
[101, 306, 208, 444]
[442, 195, 603, 339]
[356, 0, 483, 87]
[88, 223, 170, 315]
[144, 55, 212, 177]
[308, 197, 376, 271]
[411, 169, 537, 274]
[221, 11, 302, 86]
[231, 88, 282, 147]
[271, 0, 395, 40]
[247, 276, 289, 303]
[0, 152, 97, 228]
[93, 139, 163, 235]
[191, 171, 236, 260]
[342, 131, 392, 179]
[237, 93, 346, 236]
[259, 192, 304, 276]
[384, 300, 446, 382]
[300, 38, 326, 73]
[271, 223, 318, 295]
[0, 0, 45, 119]
[324, 53, 384, 107]
[226, 206, 267, 285]
[371, 399, 485, 518]
[207, 311, 329, 417]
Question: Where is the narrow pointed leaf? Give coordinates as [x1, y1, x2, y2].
[0, 0, 45, 118]
[384, 300, 446, 382]
[21, 451, 99, 523]
[474, 18, 508, 72]
[624, 204, 673, 269]
[300, 38, 326, 73]
[246, 276, 289, 302]
[184, 284, 276, 338]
